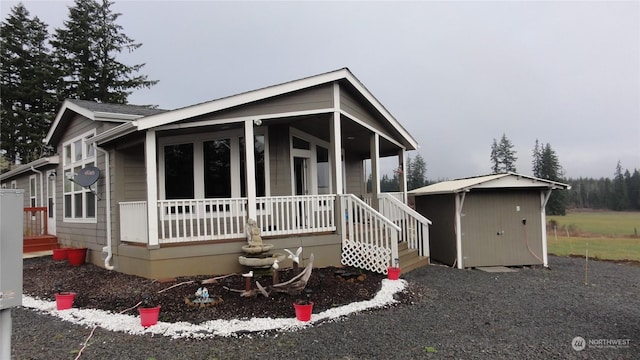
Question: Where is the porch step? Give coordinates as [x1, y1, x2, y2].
[398, 241, 429, 275]
[23, 236, 59, 253]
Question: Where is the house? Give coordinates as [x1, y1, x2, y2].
[409, 173, 570, 269]
[2, 68, 431, 279]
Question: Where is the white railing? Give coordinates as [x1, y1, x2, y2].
[157, 198, 248, 243]
[119, 195, 337, 244]
[119, 201, 148, 243]
[379, 193, 431, 258]
[258, 195, 336, 236]
[340, 194, 400, 274]
[362, 192, 404, 207]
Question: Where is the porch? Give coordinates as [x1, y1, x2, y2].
[23, 207, 59, 253]
[119, 193, 430, 275]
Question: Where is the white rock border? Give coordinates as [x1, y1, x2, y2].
[21, 279, 406, 339]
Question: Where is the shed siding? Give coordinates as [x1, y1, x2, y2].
[205, 84, 333, 121]
[413, 194, 457, 266]
[461, 191, 543, 267]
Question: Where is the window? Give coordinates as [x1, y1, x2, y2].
[29, 175, 37, 207]
[164, 143, 194, 199]
[317, 146, 330, 194]
[239, 135, 266, 197]
[159, 129, 269, 202]
[63, 131, 97, 221]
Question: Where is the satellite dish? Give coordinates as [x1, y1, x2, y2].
[75, 166, 100, 187]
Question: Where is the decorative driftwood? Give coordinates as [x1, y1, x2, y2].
[225, 254, 314, 298]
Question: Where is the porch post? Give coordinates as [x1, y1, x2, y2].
[331, 83, 343, 195]
[145, 130, 159, 248]
[370, 133, 380, 210]
[244, 120, 257, 220]
[398, 148, 407, 203]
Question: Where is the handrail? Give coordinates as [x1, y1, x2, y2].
[340, 194, 400, 274]
[378, 193, 431, 259]
[23, 207, 48, 237]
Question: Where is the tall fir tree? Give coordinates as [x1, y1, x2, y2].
[51, 0, 157, 103]
[1, 4, 57, 164]
[490, 133, 517, 173]
[612, 161, 628, 210]
[406, 154, 428, 190]
[532, 140, 567, 215]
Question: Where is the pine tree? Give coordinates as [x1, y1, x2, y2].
[51, 0, 157, 103]
[406, 154, 428, 190]
[532, 141, 566, 215]
[1, 4, 57, 164]
[612, 161, 628, 210]
[490, 133, 517, 173]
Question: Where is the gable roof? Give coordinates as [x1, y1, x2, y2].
[409, 173, 571, 196]
[45, 99, 167, 145]
[0, 156, 59, 181]
[92, 68, 418, 150]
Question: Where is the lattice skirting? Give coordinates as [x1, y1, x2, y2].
[341, 239, 391, 275]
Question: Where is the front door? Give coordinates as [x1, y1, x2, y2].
[46, 170, 56, 235]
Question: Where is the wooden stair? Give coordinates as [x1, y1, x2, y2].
[23, 235, 59, 253]
[398, 241, 430, 275]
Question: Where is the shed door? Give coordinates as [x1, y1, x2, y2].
[461, 191, 542, 267]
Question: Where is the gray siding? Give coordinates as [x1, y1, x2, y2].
[55, 115, 108, 250]
[205, 84, 333, 121]
[268, 124, 291, 196]
[340, 89, 394, 140]
[344, 153, 363, 195]
[461, 190, 543, 267]
[414, 194, 457, 266]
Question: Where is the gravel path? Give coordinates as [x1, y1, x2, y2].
[10, 256, 639, 359]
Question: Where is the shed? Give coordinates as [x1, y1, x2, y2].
[409, 173, 570, 269]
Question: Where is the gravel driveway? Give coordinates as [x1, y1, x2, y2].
[10, 255, 639, 359]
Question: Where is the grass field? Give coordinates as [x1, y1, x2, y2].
[547, 210, 640, 261]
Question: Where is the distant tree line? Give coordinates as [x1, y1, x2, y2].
[1, 0, 156, 171]
[565, 163, 640, 211]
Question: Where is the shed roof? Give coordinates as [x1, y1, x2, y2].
[409, 172, 571, 196]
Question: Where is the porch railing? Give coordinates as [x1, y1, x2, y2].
[119, 195, 337, 244]
[258, 195, 336, 237]
[378, 193, 431, 258]
[23, 207, 48, 238]
[340, 194, 400, 274]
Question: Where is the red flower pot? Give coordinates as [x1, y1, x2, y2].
[55, 292, 75, 310]
[67, 248, 87, 266]
[139, 306, 161, 327]
[52, 248, 68, 261]
[387, 266, 401, 280]
[293, 302, 314, 322]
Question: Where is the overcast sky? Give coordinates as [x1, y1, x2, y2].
[2, 0, 639, 180]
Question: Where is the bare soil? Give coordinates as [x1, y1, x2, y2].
[22, 256, 402, 323]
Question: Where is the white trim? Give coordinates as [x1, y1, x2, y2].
[145, 130, 159, 247]
[155, 108, 334, 132]
[62, 129, 98, 223]
[29, 175, 37, 207]
[11, 180, 17, 189]
[244, 120, 257, 220]
[45, 100, 94, 143]
[289, 128, 332, 196]
[46, 169, 56, 235]
[340, 109, 405, 149]
[332, 83, 343, 194]
[455, 191, 467, 269]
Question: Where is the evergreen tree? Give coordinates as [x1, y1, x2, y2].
[51, 0, 157, 103]
[612, 161, 628, 210]
[532, 140, 566, 215]
[406, 154, 428, 190]
[490, 133, 517, 173]
[1, 4, 57, 164]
